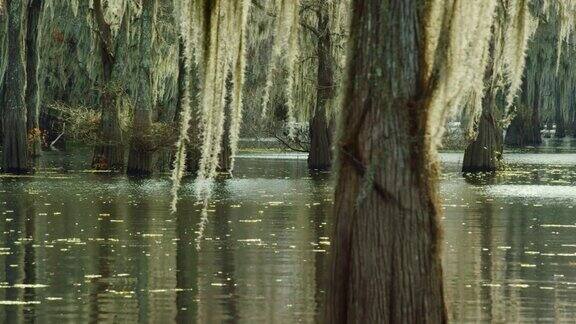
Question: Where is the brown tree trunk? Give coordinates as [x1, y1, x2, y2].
[127, 0, 158, 176]
[25, 0, 41, 158]
[325, 0, 446, 322]
[308, 8, 333, 171]
[2, 0, 30, 174]
[463, 95, 503, 173]
[91, 0, 124, 171]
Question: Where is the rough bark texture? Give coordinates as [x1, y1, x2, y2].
[25, 0, 41, 158]
[308, 8, 333, 171]
[2, 0, 29, 174]
[127, 0, 158, 176]
[325, 0, 446, 322]
[463, 95, 503, 173]
[91, 0, 124, 171]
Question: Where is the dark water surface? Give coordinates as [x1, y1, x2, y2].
[0, 140, 575, 323]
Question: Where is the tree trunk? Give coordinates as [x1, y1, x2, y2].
[505, 75, 541, 147]
[504, 105, 541, 147]
[186, 51, 203, 175]
[554, 93, 566, 138]
[2, 0, 29, 174]
[92, 92, 125, 170]
[25, 0, 41, 158]
[127, 0, 158, 176]
[529, 95, 542, 145]
[156, 39, 186, 173]
[217, 108, 232, 173]
[218, 73, 233, 173]
[571, 104, 576, 137]
[308, 8, 333, 171]
[91, 0, 124, 171]
[462, 95, 503, 173]
[325, 0, 446, 322]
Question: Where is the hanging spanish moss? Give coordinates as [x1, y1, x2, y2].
[170, 0, 250, 211]
[228, 2, 250, 169]
[326, 0, 351, 120]
[424, 0, 498, 146]
[555, 0, 576, 70]
[260, 0, 300, 138]
[502, 0, 538, 111]
[170, 0, 194, 212]
[422, 0, 551, 149]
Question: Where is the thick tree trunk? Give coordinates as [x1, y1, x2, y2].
[463, 95, 503, 173]
[91, 0, 124, 171]
[308, 9, 333, 171]
[2, 0, 29, 174]
[127, 0, 158, 176]
[25, 0, 41, 158]
[325, 0, 446, 322]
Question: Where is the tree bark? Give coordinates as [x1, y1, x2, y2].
[462, 94, 503, 173]
[91, 0, 124, 171]
[325, 0, 446, 322]
[127, 0, 158, 176]
[308, 7, 333, 171]
[25, 0, 41, 158]
[2, 0, 29, 174]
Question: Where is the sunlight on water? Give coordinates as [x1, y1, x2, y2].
[0, 146, 575, 322]
[486, 185, 576, 201]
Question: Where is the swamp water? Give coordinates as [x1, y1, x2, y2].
[0, 139, 575, 323]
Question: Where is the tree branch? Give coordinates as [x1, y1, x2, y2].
[274, 133, 309, 153]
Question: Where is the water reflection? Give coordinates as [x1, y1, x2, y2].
[0, 144, 575, 322]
